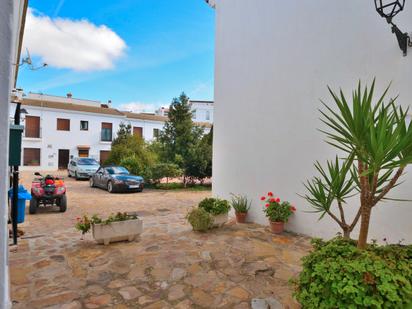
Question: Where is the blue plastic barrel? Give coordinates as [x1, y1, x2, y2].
[8, 185, 32, 223]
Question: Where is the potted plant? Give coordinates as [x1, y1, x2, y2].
[261, 192, 296, 233]
[75, 212, 143, 245]
[186, 208, 213, 232]
[198, 197, 230, 227]
[230, 194, 251, 223]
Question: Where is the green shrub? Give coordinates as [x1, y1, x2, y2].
[186, 208, 213, 232]
[291, 237, 412, 308]
[230, 194, 251, 213]
[150, 163, 183, 184]
[198, 197, 230, 215]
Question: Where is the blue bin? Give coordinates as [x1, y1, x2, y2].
[8, 185, 32, 223]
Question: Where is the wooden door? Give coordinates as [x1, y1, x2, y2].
[133, 127, 143, 138]
[100, 150, 110, 165]
[58, 149, 70, 169]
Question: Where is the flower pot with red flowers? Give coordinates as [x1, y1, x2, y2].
[261, 192, 296, 234]
[230, 194, 251, 223]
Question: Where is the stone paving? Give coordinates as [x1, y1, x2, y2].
[9, 172, 311, 308]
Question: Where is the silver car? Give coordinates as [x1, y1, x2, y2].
[68, 157, 100, 180]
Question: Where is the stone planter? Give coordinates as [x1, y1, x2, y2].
[212, 213, 228, 227]
[92, 218, 143, 245]
[269, 221, 284, 234]
[235, 212, 247, 223]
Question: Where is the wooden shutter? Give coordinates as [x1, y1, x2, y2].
[133, 127, 143, 137]
[25, 116, 40, 138]
[101, 122, 112, 129]
[23, 148, 40, 166]
[78, 149, 89, 157]
[57, 118, 70, 131]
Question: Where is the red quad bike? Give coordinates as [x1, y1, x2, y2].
[29, 172, 67, 214]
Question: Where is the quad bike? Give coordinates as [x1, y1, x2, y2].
[29, 172, 67, 214]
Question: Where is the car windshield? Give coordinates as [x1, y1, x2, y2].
[78, 158, 99, 165]
[106, 167, 129, 175]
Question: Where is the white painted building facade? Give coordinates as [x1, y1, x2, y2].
[12, 93, 212, 171]
[1, 0, 26, 307]
[190, 100, 214, 124]
[155, 100, 214, 124]
[11, 93, 167, 171]
[208, 0, 412, 243]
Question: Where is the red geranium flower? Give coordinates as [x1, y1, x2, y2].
[260, 196, 266, 201]
[269, 198, 275, 203]
[291, 206, 296, 212]
[265, 203, 270, 208]
[275, 197, 280, 203]
[268, 192, 273, 196]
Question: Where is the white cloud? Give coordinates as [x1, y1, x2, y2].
[23, 8, 126, 71]
[119, 102, 157, 113]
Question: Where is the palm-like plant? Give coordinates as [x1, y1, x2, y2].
[304, 80, 412, 249]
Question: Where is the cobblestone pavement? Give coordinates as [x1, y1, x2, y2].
[9, 172, 311, 308]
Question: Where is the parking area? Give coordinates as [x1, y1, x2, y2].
[9, 171, 310, 309]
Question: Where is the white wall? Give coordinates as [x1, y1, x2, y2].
[191, 102, 214, 123]
[0, 0, 24, 307]
[212, 0, 412, 243]
[12, 104, 166, 171]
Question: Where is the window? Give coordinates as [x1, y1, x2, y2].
[101, 122, 113, 141]
[23, 148, 41, 166]
[153, 128, 160, 138]
[78, 149, 89, 157]
[80, 120, 89, 131]
[57, 118, 70, 131]
[206, 111, 210, 121]
[133, 126, 143, 138]
[25, 116, 41, 138]
[192, 110, 197, 120]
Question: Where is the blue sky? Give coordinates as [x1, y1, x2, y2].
[17, 0, 215, 112]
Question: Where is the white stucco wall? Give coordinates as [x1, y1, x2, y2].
[191, 102, 214, 123]
[1, 0, 24, 307]
[10, 104, 165, 171]
[212, 0, 412, 243]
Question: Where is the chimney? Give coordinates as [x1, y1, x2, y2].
[67, 92, 72, 98]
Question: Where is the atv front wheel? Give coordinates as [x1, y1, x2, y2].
[29, 198, 38, 214]
[59, 195, 67, 212]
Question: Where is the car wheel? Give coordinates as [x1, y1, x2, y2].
[89, 177, 95, 188]
[29, 198, 38, 214]
[59, 195, 67, 212]
[107, 181, 114, 193]
[68, 169, 72, 177]
[75, 171, 79, 180]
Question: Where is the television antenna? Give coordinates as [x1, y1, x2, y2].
[19, 49, 48, 70]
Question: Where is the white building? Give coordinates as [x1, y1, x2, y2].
[208, 0, 412, 243]
[155, 100, 214, 124]
[190, 100, 214, 124]
[1, 0, 26, 307]
[11, 93, 212, 171]
[11, 93, 167, 171]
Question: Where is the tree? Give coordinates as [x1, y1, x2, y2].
[303, 80, 412, 249]
[112, 122, 132, 147]
[158, 93, 204, 183]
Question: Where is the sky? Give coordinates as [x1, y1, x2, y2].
[17, 0, 215, 113]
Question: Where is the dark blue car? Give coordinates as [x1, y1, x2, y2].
[89, 166, 144, 193]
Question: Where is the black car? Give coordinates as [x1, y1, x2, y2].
[89, 166, 144, 193]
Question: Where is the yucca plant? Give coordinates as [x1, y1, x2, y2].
[303, 80, 412, 249]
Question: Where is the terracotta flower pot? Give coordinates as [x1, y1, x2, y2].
[270, 221, 284, 234]
[235, 212, 247, 223]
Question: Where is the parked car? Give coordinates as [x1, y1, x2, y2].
[68, 157, 100, 180]
[89, 166, 144, 193]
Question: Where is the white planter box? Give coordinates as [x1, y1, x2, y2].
[212, 213, 228, 227]
[92, 218, 143, 245]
